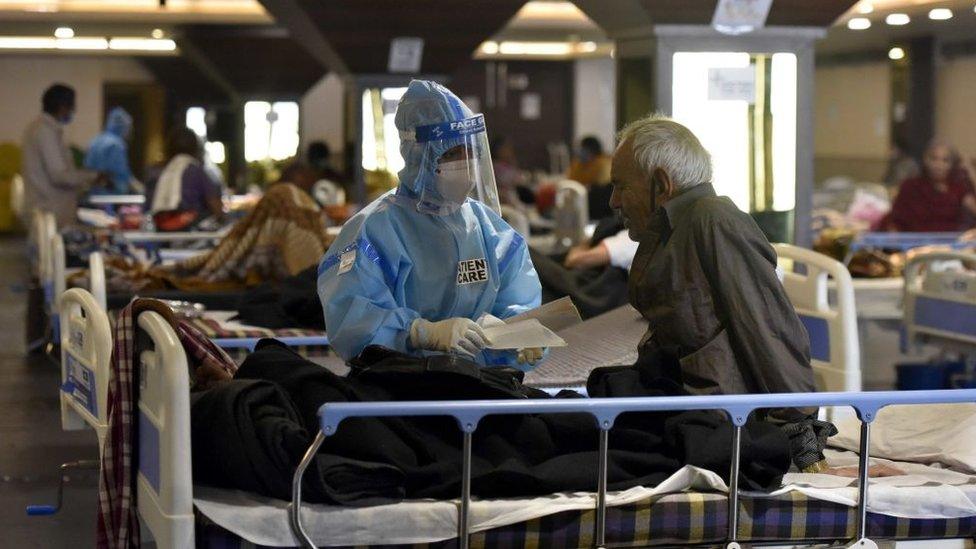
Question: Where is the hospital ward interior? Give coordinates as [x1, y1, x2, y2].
[4, 0, 976, 547]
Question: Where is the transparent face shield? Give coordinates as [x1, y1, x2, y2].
[411, 114, 501, 216]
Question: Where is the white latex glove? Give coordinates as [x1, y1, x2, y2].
[517, 347, 544, 366]
[476, 313, 506, 329]
[409, 318, 488, 357]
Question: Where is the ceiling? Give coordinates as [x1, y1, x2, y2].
[260, 0, 529, 75]
[818, 0, 976, 55]
[4, 0, 975, 105]
[0, 0, 270, 23]
[180, 25, 324, 98]
[576, 0, 860, 30]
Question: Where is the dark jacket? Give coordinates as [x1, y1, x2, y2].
[627, 183, 831, 469]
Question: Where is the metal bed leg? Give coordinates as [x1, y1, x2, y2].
[290, 431, 326, 549]
[459, 431, 473, 549]
[25, 460, 99, 516]
[853, 421, 873, 546]
[596, 427, 609, 548]
[726, 424, 742, 549]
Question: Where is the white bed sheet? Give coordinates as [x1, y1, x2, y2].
[830, 403, 976, 475]
[193, 452, 976, 547]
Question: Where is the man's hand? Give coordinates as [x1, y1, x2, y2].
[564, 242, 610, 270]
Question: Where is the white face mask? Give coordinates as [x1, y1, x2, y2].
[433, 160, 474, 206]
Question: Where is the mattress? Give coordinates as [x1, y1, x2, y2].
[194, 490, 976, 548]
[191, 453, 976, 548]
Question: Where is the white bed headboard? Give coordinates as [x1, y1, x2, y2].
[59, 288, 113, 450]
[904, 251, 976, 352]
[51, 232, 66, 306]
[554, 179, 588, 248]
[35, 211, 56, 286]
[136, 310, 195, 548]
[89, 251, 108, 311]
[773, 243, 861, 393]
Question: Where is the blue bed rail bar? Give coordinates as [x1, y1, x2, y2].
[211, 335, 329, 351]
[850, 231, 967, 252]
[290, 388, 976, 549]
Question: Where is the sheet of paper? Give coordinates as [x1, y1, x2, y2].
[523, 305, 647, 388]
[504, 296, 582, 333]
[483, 318, 566, 350]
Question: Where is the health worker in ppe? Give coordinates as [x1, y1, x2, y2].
[85, 107, 141, 194]
[317, 80, 543, 369]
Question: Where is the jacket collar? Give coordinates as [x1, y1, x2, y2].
[662, 182, 716, 230]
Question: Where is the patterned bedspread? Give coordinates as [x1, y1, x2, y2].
[195, 490, 976, 548]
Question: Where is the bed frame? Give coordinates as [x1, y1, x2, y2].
[295, 392, 976, 549]
[774, 244, 861, 395]
[86, 249, 331, 353]
[904, 251, 976, 357]
[27, 289, 976, 548]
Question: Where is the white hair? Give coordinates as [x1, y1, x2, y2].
[617, 115, 712, 191]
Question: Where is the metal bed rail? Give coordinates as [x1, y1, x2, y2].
[85, 194, 146, 206]
[211, 335, 329, 351]
[290, 389, 976, 549]
[119, 230, 226, 244]
[850, 232, 968, 252]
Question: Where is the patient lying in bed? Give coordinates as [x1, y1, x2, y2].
[70, 183, 335, 295]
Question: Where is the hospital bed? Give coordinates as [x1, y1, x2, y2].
[774, 244, 861, 394]
[904, 250, 976, 362]
[85, 250, 331, 358]
[28, 292, 976, 547]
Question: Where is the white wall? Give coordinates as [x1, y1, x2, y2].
[300, 73, 345, 155]
[814, 61, 890, 159]
[0, 55, 154, 149]
[573, 57, 617, 150]
[936, 55, 976, 158]
[813, 61, 890, 183]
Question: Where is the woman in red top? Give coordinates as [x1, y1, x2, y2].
[887, 141, 976, 232]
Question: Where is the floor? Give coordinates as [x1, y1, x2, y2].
[0, 235, 100, 547]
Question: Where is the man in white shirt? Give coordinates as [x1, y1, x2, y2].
[563, 228, 639, 271]
[21, 84, 101, 228]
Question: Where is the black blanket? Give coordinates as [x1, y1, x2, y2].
[190, 342, 791, 506]
[233, 265, 325, 330]
[532, 216, 631, 319]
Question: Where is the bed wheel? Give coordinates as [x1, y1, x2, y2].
[725, 543, 741, 549]
[846, 539, 878, 549]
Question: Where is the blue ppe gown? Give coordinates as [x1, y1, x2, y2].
[84, 107, 134, 194]
[317, 191, 540, 368]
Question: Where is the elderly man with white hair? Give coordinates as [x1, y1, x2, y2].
[609, 114, 834, 473]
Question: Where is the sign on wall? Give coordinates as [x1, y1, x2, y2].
[388, 37, 424, 73]
[707, 67, 756, 103]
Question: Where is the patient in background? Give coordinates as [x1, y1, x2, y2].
[147, 127, 225, 231]
[886, 140, 976, 232]
[276, 162, 320, 194]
